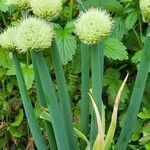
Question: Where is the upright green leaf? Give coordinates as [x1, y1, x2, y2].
[51, 41, 76, 149]
[116, 26, 150, 150]
[12, 52, 47, 150]
[31, 51, 70, 150]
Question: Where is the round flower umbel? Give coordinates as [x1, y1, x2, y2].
[139, 0, 150, 23]
[75, 8, 113, 45]
[0, 27, 17, 50]
[15, 17, 54, 52]
[7, 0, 29, 9]
[30, 0, 62, 20]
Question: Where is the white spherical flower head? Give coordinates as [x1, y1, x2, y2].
[15, 17, 54, 52]
[139, 0, 150, 23]
[75, 8, 113, 45]
[0, 27, 17, 50]
[7, 0, 29, 9]
[30, 0, 62, 20]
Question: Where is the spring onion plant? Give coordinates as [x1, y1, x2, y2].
[116, 1, 150, 149]
[0, 27, 47, 150]
[16, 17, 73, 150]
[75, 8, 113, 146]
[1, 0, 149, 149]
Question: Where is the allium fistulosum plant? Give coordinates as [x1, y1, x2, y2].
[75, 8, 113, 148]
[0, 27, 47, 150]
[0, 0, 150, 149]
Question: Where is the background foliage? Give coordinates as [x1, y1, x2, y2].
[0, 0, 150, 149]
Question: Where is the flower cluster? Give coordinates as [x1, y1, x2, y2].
[7, 0, 62, 20]
[75, 8, 113, 45]
[15, 17, 54, 52]
[0, 27, 17, 50]
[0, 18, 54, 52]
[139, 0, 150, 23]
[30, 0, 62, 19]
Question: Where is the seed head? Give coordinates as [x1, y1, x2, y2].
[0, 27, 17, 50]
[139, 0, 150, 23]
[15, 17, 54, 52]
[30, 0, 62, 20]
[75, 8, 113, 45]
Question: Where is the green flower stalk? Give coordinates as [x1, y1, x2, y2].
[15, 17, 54, 52]
[31, 53, 57, 150]
[75, 8, 113, 147]
[15, 17, 70, 149]
[80, 42, 90, 150]
[139, 0, 150, 23]
[30, 0, 62, 20]
[0, 27, 47, 150]
[51, 41, 76, 149]
[0, 27, 17, 50]
[7, 0, 29, 9]
[75, 8, 113, 45]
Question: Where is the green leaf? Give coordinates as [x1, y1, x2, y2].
[103, 68, 120, 86]
[101, 0, 124, 14]
[132, 50, 143, 64]
[138, 108, 150, 119]
[7, 63, 34, 89]
[0, 67, 6, 78]
[0, 0, 8, 12]
[103, 68, 129, 105]
[107, 80, 129, 105]
[145, 143, 150, 149]
[111, 17, 128, 40]
[81, 0, 124, 14]
[7, 126, 24, 138]
[10, 109, 24, 126]
[125, 9, 139, 29]
[22, 64, 34, 90]
[104, 38, 128, 61]
[54, 23, 77, 65]
[40, 110, 52, 122]
[0, 48, 12, 69]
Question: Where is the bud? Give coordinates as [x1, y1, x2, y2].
[75, 8, 113, 45]
[7, 0, 29, 9]
[139, 0, 150, 23]
[15, 17, 54, 52]
[30, 0, 62, 20]
[0, 27, 17, 50]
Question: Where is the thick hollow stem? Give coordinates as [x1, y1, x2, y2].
[50, 41, 76, 149]
[31, 51, 70, 150]
[80, 42, 90, 149]
[12, 52, 47, 150]
[90, 41, 104, 146]
[31, 53, 57, 150]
